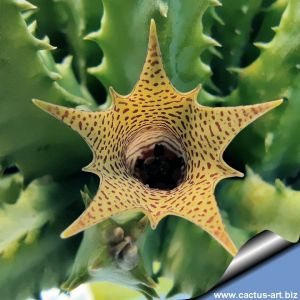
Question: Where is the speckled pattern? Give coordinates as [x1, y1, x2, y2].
[34, 20, 282, 256]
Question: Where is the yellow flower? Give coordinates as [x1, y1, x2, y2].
[33, 20, 282, 256]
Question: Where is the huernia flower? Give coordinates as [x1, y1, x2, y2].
[34, 20, 282, 256]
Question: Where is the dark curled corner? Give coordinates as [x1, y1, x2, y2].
[198, 231, 298, 299]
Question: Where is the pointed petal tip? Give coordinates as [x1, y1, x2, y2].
[60, 216, 86, 239]
[271, 98, 284, 107]
[150, 223, 157, 230]
[150, 18, 156, 31]
[32, 99, 60, 115]
[212, 229, 238, 256]
[61, 208, 105, 239]
[32, 98, 49, 111]
[246, 98, 284, 116]
[60, 225, 79, 239]
[60, 231, 69, 239]
[228, 244, 238, 257]
[219, 232, 238, 256]
[147, 214, 160, 230]
[235, 171, 244, 178]
[32, 98, 40, 105]
[149, 19, 158, 43]
[259, 98, 284, 113]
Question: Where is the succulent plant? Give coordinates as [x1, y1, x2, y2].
[1, 0, 300, 299]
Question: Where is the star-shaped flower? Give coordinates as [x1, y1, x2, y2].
[34, 20, 282, 256]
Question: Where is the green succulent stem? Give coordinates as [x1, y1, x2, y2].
[219, 168, 300, 243]
[0, 0, 94, 181]
[89, 0, 219, 104]
[227, 0, 300, 106]
[0, 173, 86, 299]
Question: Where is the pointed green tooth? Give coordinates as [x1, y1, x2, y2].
[227, 0, 300, 105]
[27, 20, 37, 34]
[14, 0, 37, 11]
[87, 65, 101, 75]
[225, 0, 300, 172]
[210, 0, 222, 7]
[241, 5, 249, 14]
[227, 66, 242, 73]
[203, 34, 221, 47]
[255, 0, 288, 43]
[27, 0, 103, 83]
[130, 216, 149, 240]
[275, 179, 286, 194]
[253, 42, 269, 50]
[264, 132, 274, 152]
[158, 0, 168, 17]
[208, 0, 263, 95]
[55, 56, 75, 78]
[24, 228, 41, 245]
[83, 31, 100, 42]
[209, 47, 223, 59]
[53, 83, 92, 106]
[271, 26, 279, 32]
[211, 8, 224, 25]
[48, 71, 62, 81]
[245, 166, 255, 176]
[1, 240, 21, 260]
[61, 272, 89, 292]
[80, 189, 91, 208]
[0, 0, 94, 182]
[34, 39, 57, 51]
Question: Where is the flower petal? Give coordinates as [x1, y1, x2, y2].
[33, 21, 283, 257]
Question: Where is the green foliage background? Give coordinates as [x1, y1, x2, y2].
[0, 0, 300, 299]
